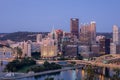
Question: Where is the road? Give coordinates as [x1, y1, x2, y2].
[67, 60, 120, 69]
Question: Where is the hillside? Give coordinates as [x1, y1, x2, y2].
[97, 32, 112, 38]
[0, 32, 49, 42]
[0, 32, 112, 42]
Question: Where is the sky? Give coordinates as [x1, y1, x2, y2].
[0, 0, 120, 33]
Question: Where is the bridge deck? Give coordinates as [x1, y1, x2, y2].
[1, 66, 82, 80]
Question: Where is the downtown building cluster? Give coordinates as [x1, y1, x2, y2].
[0, 18, 120, 60]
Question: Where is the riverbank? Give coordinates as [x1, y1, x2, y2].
[1, 66, 82, 80]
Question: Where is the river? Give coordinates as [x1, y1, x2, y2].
[0, 54, 117, 80]
[0, 52, 11, 72]
[16, 68, 112, 80]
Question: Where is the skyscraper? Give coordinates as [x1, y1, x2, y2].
[90, 21, 96, 44]
[113, 25, 120, 44]
[99, 38, 110, 54]
[80, 23, 91, 44]
[79, 21, 96, 44]
[110, 25, 120, 54]
[70, 18, 79, 38]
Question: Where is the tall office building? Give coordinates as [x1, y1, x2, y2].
[80, 23, 91, 44]
[80, 21, 96, 44]
[113, 25, 120, 44]
[110, 25, 120, 54]
[70, 18, 79, 38]
[99, 38, 110, 55]
[90, 21, 96, 44]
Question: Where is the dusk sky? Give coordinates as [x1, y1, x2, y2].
[0, 0, 120, 33]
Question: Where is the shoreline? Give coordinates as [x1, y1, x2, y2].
[1, 66, 82, 80]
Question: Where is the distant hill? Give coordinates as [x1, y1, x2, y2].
[0, 32, 49, 42]
[97, 32, 112, 38]
[0, 32, 112, 42]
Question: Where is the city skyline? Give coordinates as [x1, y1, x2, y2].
[0, 0, 120, 33]
[1, 1, 120, 79]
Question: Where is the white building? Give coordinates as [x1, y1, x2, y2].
[21, 40, 32, 57]
[110, 43, 116, 54]
[10, 43, 21, 49]
[110, 43, 120, 54]
[40, 37, 57, 58]
[110, 25, 120, 54]
[40, 29, 58, 58]
[36, 34, 42, 43]
[0, 46, 13, 59]
[90, 21, 96, 44]
[27, 43, 31, 57]
[96, 35, 105, 42]
[113, 25, 120, 44]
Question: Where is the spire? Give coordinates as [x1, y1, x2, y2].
[52, 25, 55, 33]
[51, 25, 56, 39]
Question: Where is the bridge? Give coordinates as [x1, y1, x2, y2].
[67, 59, 120, 69]
[1, 66, 82, 80]
[1, 54, 120, 79]
[36, 57, 120, 69]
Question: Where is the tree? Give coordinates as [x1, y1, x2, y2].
[5, 59, 20, 72]
[85, 65, 95, 80]
[5, 57, 36, 72]
[43, 61, 50, 67]
[31, 52, 40, 60]
[111, 68, 120, 80]
[14, 47, 23, 58]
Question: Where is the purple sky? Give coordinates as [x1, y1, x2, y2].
[0, 0, 120, 33]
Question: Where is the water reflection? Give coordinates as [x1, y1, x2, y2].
[0, 52, 11, 72]
[17, 67, 113, 80]
[81, 69, 85, 80]
[0, 57, 120, 80]
[0, 61, 8, 72]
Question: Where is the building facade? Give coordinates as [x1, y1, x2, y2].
[21, 41, 32, 57]
[36, 34, 42, 43]
[80, 21, 96, 44]
[99, 38, 110, 55]
[40, 38, 57, 58]
[110, 25, 120, 54]
[70, 18, 79, 38]
[113, 25, 120, 44]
